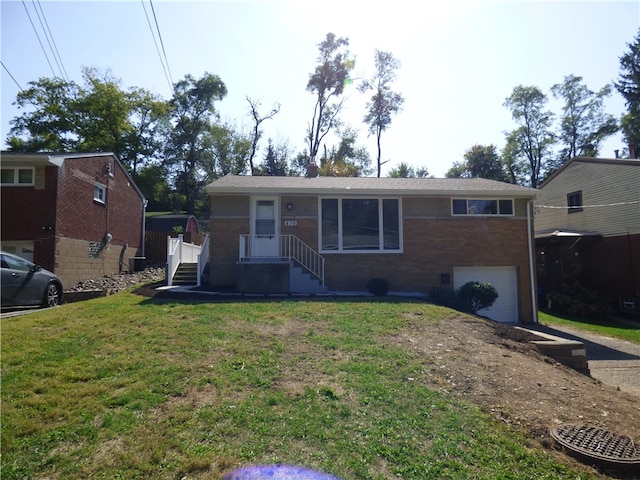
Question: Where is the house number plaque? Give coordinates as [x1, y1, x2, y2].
[284, 220, 298, 227]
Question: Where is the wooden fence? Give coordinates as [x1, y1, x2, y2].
[145, 231, 206, 263]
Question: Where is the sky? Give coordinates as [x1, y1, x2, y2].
[1, 0, 639, 177]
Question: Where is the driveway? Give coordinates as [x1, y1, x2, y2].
[529, 322, 640, 397]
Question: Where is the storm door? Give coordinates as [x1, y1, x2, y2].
[251, 198, 279, 257]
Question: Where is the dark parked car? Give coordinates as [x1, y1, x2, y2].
[1, 252, 63, 308]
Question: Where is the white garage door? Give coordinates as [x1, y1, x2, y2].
[453, 266, 518, 323]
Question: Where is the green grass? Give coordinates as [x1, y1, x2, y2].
[539, 311, 640, 344]
[2, 294, 597, 479]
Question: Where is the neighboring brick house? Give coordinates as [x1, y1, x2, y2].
[206, 175, 539, 323]
[534, 156, 640, 314]
[1, 152, 146, 288]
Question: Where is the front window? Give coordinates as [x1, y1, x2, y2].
[1, 167, 34, 186]
[452, 198, 514, 216]
[320, 198, 401, 252]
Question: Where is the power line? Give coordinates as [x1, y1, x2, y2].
[35, 0, 69, 81]
[1, 61, 24, 92]
[149, 0, 173, 87]
[21, 0, 57, 78]
[536, 200, 640, 209]
[141, 0, 173, 93]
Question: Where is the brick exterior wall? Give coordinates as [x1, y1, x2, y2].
[209, 194, 535, 322]
[1, 165, 58, 271]
[1, 154, 145, 288]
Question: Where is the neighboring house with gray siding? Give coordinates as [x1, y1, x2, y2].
[206, 174, 539, 323]
[534, 156, 640, 314]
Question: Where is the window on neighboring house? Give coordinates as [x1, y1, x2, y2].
[567, 191, 583, 213]
[1, 167, 34, 186]
[320, 198, 401, 252]
[451, 198, 514, 216]
[94, 182, 106, 203]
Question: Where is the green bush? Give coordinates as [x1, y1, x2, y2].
[546, 282, 614, 318]
[429, 286, 461, 310]
[366, 278, 389, 296]
[456, 281, 499, 313]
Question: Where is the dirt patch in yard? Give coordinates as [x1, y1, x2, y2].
[391, 313, 640, 478]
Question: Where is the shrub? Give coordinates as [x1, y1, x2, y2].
[546, 282, 614, 318]
[366, 278, 389, 296]
[428, 286, 461, 310]
[456, 281, 499, 314]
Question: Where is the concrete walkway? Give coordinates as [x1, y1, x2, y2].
[528, 322, 640, 397]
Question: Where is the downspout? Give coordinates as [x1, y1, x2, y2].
[142, 199, 148, 258]
[527, 199, 538, 324]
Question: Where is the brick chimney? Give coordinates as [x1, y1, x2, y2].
[629, 143, 637, 159]
[306, 163, 318, 178]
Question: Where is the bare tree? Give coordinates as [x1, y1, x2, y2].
[246, 97, 280, 175]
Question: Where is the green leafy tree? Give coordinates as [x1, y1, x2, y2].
[209, 122, 252, 177]
[317, 128, 372, 177]
[446, 145, 510, 181]
[306, 33, 355, 165]
[359, 50, 404, 177]
[6, 68, 169, 174]
[615, 29, 640, 153]
[503, 86, 555, 188]
[551, 74, 617, 165]
[255, 138, 291, 176]
[165, 72, 227, 214]
[501, 131, 528, 185]
[388, 162, 429, 178]
[132, 164, 172, 211]
[7, 77, 79, 152]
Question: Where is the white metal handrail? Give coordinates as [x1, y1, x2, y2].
[167, 234, 202, 287]
[239, 234, 325, 286]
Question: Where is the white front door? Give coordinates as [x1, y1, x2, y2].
[252, 198, 278, 257]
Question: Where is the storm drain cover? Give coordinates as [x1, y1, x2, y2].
[550, 424, 640, 468]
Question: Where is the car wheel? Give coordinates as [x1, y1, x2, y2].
[42, 283, 60, 308]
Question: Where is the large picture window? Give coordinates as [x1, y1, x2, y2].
[452, 198, 514, 216]
[320, 198, 401, 252]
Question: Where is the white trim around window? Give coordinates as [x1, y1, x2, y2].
[319, 197, 402, 253]
[451, 198, 514, 216]
[94, 182, 107, 204]
[1, 167, 34, 186]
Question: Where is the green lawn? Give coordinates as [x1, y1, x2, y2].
[2, 293, 597, 479]
[539, 311, 640, 344]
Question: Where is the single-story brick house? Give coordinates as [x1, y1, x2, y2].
[206, 174, 539, 323]
[1, 152, 146, 288]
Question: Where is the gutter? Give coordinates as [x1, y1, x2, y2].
[527, 199, 538, 323]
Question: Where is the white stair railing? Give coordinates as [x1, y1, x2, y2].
[197, 234, 210, 287]
[239, 234, 325, 286]
[167, 234, 202, 286]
